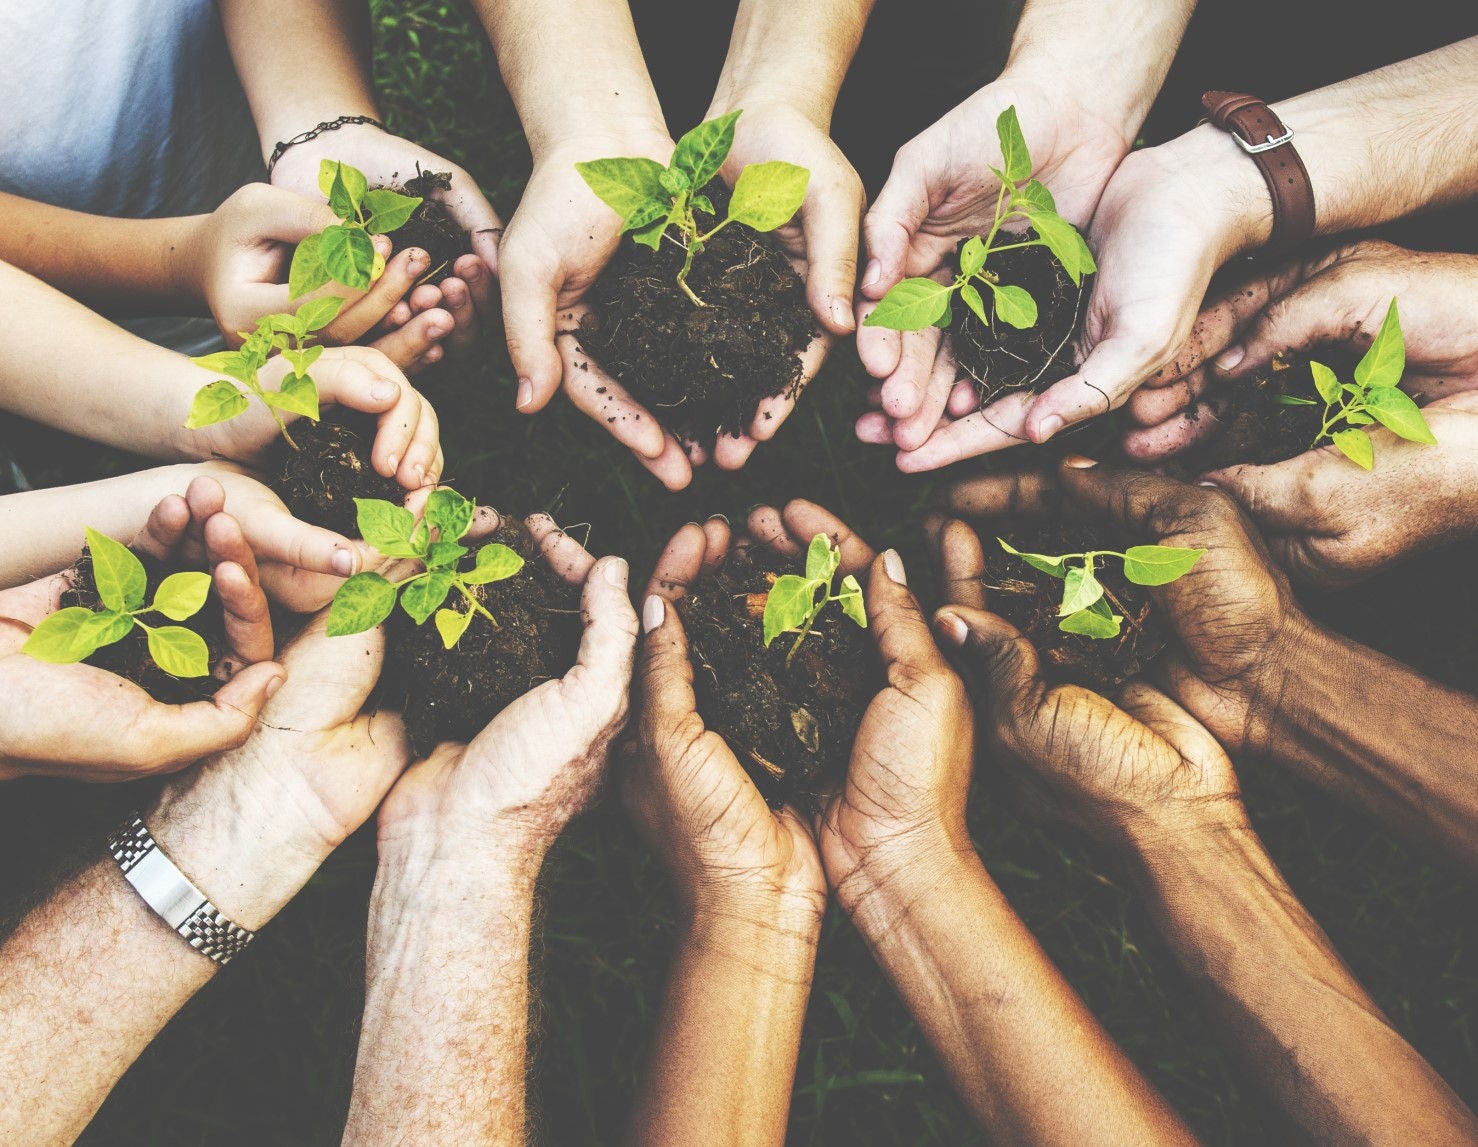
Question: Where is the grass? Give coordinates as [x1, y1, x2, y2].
[0, 2, 1473, 1144]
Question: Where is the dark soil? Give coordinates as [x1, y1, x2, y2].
[377, 167, 474, 285]
[270, 408, 403, 537]
[681, 547, 882, 810]
[60, 546, 225, 705]
[986, 519, 1168, 695]
[577, 182, 819, 446]
[381, 520, 581, 757]
[952, 235, 1086, 408]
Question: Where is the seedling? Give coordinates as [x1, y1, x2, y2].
[762, 534, 867, 667]
[998, 538, 1204, 639]
[186, 297, 344, 448]
[327, 489, 524, 648]
[1276, 299, 1435, 469]
[576, 110, 809, 307]
[289, 160, 422, 297]
[864, 106, 1095, 333]
[23, 528, 211, 677]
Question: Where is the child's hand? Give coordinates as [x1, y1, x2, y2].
[184, 346, 443, 490]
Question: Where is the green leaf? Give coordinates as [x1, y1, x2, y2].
[692, 193, 715, 216]
[998, 538, 1067, 578]
[86, 528, 146, 612]
[426, 540, 468, 568]
[630, 216, 668, 250]
[425, 488, 475, 543]
[763, 574, 818, 646]
[317, 159, 339, 198]
[22, 607, 121, 663]
[671, 110, 741, 191]
[727, 161, 810, 232]
[1059, 599, 1122, 639]
[435, 606, 475, 649]
[837, 574, 867, 628]
[1363, 386, 1436, 445]
[996, 105, 1032, 183]
[863, 277, 955, 331]
[264, 373, 320, 420]
[658, 167, 690, 196]
[289, 234, 333, 299]
[363, 188, 422, 235]
[151, 571, 211, 621]
[327, 572, 400, 636]
[1343, 410, 1375, 426]
[144, 625, 210, 677]
[1059, 563, 1104, 616]
[575, 157, 668, 227]
[321, 224, 375, 290]
[1354, 298, 1404, 388]
[355, 499, 421, 558]
[462, 543, 525, 585]
[1310, 360, 1341, 404]
[959, 236, 987, 278]
[989, 282, 1038, 329]
[326, 161, 367, 218]
[960, 282, 989, 325]
[1122, 545, 1205, 586]
[1277, 394, 1319, 406]
[401, 571, 454, 624]
[295, 296, 344, 333]
[805, 534, 839, 582]
[1023, 209, 1096, 285]
[1013, 179, 1056, 214]
[184, 380, 250, 429]
[190, 349, 258, 388]
[1331, 427, 1374, 470]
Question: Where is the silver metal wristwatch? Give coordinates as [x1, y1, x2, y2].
[107, 814, 256, 967]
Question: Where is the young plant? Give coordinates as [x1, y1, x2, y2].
[185, 297, 344, 449]
[1276, 298, 1435, 470]
[23, 528, 211, 677]
[762, 534, 868, 667]
[998, 537, 1205, 640]
[864, 106, 1096, 334]
[327, 489, 524, 648]
[288, 160, 422, 297]
[575, 110, 809, 307]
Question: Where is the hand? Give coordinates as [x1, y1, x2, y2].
[0, 477, 283, 782]
[946, 458, 1308, 757]
[1124, 241, 1478, 459]
[929, 515, 1242, 844]
[271, 124, 499, 360]
[185, 345, 443, 490]
[629, 517, 826, 927]
[856, 79, 1131, 455]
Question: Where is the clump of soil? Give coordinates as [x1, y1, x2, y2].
[60, 546, 225, 705]
[376, 167, 474, 285]
[577, 183, 819, 446]
[986, 519, 1168, 695]
[381, 520, 581, 757]
[270, 408, 402, 537]
[681, 547, 883, 810]
[952, 236, 1086, 408]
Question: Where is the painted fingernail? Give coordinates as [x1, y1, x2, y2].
[642, 594, 665, 633]
[331, 547, 357, 577]
[1037, 415, 1064, 442]
[372, 379, 400, 402]
[265, 673, 285, 700]
[882, 548, 906, 585]
[862, 258, 881, 289]
[1064, 455, 1098, 469]
[830, 298, 853, 330]
[603, 556, 629, 587]
[934, 611, 968, 646]
[516, 378, 534, 409]
[1215, 345, 1246, 372]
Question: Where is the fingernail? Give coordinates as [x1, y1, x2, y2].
[603, 556, 629, 587]
[408, 249, 428, 268]
[387, 453, 400, 471]
[426, 325, 447, 339]
[1215, 345, 1245, 372]
[862, 258, 881, 289]
[642, 594, 665, 633]
[1197, 480, 1221, 488]
[830, 298, 853, 330]
[412, 463, 426, 486]
[265, 673, 285, 700]
[882, 548, 906, 585]
[331, 547, 357, 576]
[1064, 455, 1098, 469]
[935, 611, 968, 647]
[463, 262, 483, 280]
[516, 378, 534, 409]
[707, 513, 729, 526]
[372, 379, 400, 402]
[1037, 415, 1064, 442]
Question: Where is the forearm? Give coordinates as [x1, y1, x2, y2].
[344, 840, 541, 1145]
[848, 846, 1192, 1144]
[1129, 818, 1477, 1141]
[220, 0, 378, 161]
[708, 0, 874, 125]
[472, 0, 665, 157]
[625, 898, 821, 1146]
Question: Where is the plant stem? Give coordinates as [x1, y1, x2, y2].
[784, 612, 816, 670]
[457, 582, 501, 631]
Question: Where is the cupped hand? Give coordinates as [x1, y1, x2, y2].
[0, 477, 284, 782]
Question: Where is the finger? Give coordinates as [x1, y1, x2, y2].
[1128, 367, 1209, 428]
[434, 175, 503, 278]
[1199, 457, 1319, 532]
[381, 301, 413, 331]
[896, 390, 1036, 472]
[855, 298, 903, 379]
[1120, 401, 1225, 462]
[1116, 682, 1234, 773]
[946, 467, 1062, 520]
[864, 549, 954, 678]
[453, 252, 494, 313]
[854, 410, 897, 445]
[745, 505, 802, 558]
[879, 325, 943, 420]
[745, 333, 831, 444]
[644, 522, 710, 602]
[266, 608, 384, 727]
[324, 246, 432, 344]
[437, 275, 479, 357]
[134, 494, 192, 561]
[893, 338, 961, 452]
[801, 179, 863, 334]
[133, 661, 286, 768]
[1142, 281, 1272, 388]
[407, 284, 443, 315]
[558, 317, 668, 460]
[700, 515, 731, 573]
[211, 560, 274, 673]
[564, 555, 639, 717]
[499, 251, 563, 412]
[634, 433, 694, 492]
[946, 379, 979, 418]
[248, 508, 362, 579]
[931, 604, 1044, 729]
[1217, 277, 1385, 382]
[936, 517, 989, 610]
[527, 513, 596, 586]
[1022, 345, 1144, 443]
[1056, 456, 1224, 541]
[712, 432, 758, 470]
[780, 500, 876, 575]
[862, 161, 933, 298]
[637, 590, 701, 746]
[366, 308, 452, 373]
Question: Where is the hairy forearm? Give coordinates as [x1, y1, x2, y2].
[848, 847, 1192, 1145]
[1130, 818, 1477, 1141]
[625, 900, 821, 1146]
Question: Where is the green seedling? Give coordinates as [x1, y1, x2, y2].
[864, 106, 1095, 333]
[998, 537, 1205, 640]
[23, 528, 211, 677]
[186, 297, 344, 449]
[327, 489, 524, 648]
[762, 534, 868, 668]
[289, 160, 422, 297]
[1276, 298, 1435, 470]
[576, 110, 809, 307]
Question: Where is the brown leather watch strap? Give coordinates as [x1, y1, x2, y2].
[1202, 90, 1315, 256]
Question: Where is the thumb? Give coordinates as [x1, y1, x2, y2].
[1200, 459, 1314, 532]
[637, 591, 700, 747]
[861, 163, 931, 299]
[864, 549, 954, 679]
[562, 555, 638, 724]
[932, 604, 1044, 730]
[802, 178, 863, 334]
[1116, 681, 1234, 774]
[1215, 278, 1373, 381]
[159, 660, 285, 764]
[1023, 334, 1153, 443]
[262, 185, 340, 245]
[498, 247, 564, 413]
[311, 351, 406, 416]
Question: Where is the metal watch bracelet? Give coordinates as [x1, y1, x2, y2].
[107, 813, 256, 967]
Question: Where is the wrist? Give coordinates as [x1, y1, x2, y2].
[835, 823, 978, 940]
[259, 104, 382, 168]
[376, 809, 548, 898]
[163, 214, 213, 311]
[1148, 124, 1277, 258]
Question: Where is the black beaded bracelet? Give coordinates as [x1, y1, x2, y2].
[266, 114, 386, 177]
